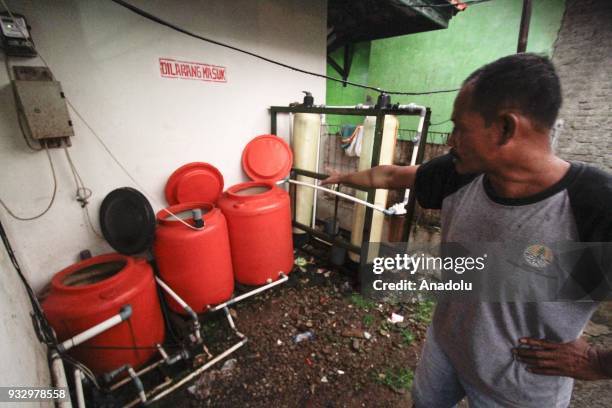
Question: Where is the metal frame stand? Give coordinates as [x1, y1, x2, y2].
[68, 272, 289, 407]
[270, 105, 431, 263]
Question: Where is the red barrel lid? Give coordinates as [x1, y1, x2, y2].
[164, 162, 224, 205]
[242, 135, 293, 182]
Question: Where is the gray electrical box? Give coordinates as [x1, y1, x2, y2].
[13, 79, 74, 142]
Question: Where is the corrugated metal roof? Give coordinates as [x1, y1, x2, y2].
[327, 0, 462, 51]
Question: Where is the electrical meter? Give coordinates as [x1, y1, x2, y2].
[0, 12, 36, 57]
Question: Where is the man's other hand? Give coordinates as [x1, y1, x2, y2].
[514, 337, 610, 380]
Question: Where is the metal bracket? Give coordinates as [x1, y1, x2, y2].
[326, 43, 354, 87]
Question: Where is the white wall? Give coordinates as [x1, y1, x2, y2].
[0, 0, 327, 290]
[0, 241, 52, 403]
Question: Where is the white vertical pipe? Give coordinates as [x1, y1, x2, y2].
[74, 369, 85, 408]
[50, 352, 72, 408]
[310, 115, 322, 229]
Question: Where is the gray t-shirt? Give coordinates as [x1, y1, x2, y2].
[414, 154, 612, 407]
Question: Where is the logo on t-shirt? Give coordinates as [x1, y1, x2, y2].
[523, 244, 554, 268]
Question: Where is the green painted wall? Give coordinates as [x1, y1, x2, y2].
[325, 0, 566, 136]
[326, 42, 372, 126]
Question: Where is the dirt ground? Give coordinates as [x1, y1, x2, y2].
[157, 244, 612, 408]
[163, 244, 429, 407]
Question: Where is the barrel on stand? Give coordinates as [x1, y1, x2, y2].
[154, 202, 234, 313]
[218, 182, 293, 285]
[42, 253, 165, 375]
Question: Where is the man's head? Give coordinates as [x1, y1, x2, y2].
[448, 53, 562, 174]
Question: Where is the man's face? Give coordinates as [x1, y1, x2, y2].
[447, 85, 499, 174]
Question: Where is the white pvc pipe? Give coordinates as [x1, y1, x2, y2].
[59, 306, 131, 352]
[156, 344, 170, 362]
[209, 272, 288, 312]
[123, 378, 173, 408]
[318, 104, 374, 109]
[155, 277, 201, 341]
[74, 369, 85, 408]
[311, 116, 322, 229]
[223, 306, 246, 339]
[147, 339, 248, 403]
[155, 277, 190, 311]
[110, 360, 163, 391]
[397, 103, 427, 114]
[50, 352, 72, 408]
[127, 367, 147, 403]
[285, 179, 395, 215]
[310, 104, 426, 112]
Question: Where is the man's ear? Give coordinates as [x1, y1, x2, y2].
[497, 112, 519, 146]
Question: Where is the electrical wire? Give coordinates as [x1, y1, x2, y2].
[60, 354, 100, 389]
[0, 7, 59, 222]
[110, 0, 460, 96]
[2, 0, 454, 230]
[63, 146, 104, 239]
[1, 0, 202, 231]
[0, 219, 54, 342]
[0, 205, 100, 388]
[16, 110, 43, 151]
[0, 144, 58, 221]
[63, 99, 204, 231]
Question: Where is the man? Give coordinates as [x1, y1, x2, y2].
[322, 53, 612, 406]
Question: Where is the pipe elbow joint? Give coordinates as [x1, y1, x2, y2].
[119, 305, 133, 321]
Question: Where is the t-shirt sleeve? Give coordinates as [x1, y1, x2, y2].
[414, 153, 478, 209]
[565, 163, 612, 300]
[567, 163, 612, 242]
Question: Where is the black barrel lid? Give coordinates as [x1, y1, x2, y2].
[99, 187, 156, 255]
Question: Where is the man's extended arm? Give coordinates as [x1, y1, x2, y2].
[321, 165, 419, 190]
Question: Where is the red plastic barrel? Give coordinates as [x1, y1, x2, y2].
[42, 254, 165, 375]
[154, 203, 234, 313]
[217, 182, 293, 285]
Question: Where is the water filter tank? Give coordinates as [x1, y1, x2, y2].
[349, 115, 399, 262]
[291, 113, 321, 235]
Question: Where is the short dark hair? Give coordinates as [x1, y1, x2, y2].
[464, 53, 562, 129]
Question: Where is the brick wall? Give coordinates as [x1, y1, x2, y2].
[552, 0, 612, 172]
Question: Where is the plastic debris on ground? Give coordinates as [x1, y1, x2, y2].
[388, 313, 404, 324]
[293, 330, 315, 343]
[188, 359, 237, 400]
[221, 358, 237, 373]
